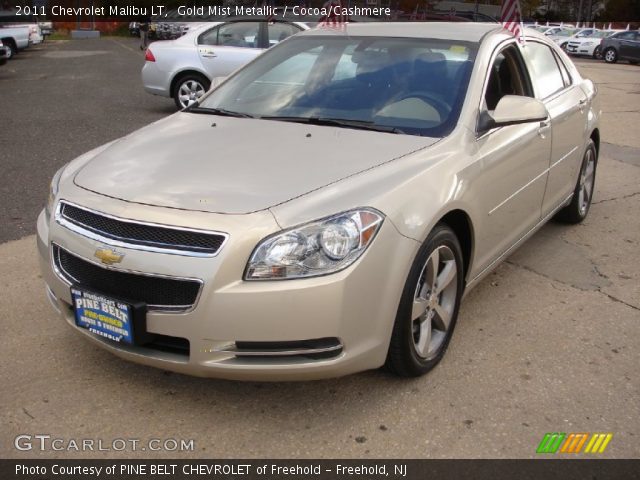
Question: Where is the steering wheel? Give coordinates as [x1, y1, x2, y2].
[388, 92, 452, 121]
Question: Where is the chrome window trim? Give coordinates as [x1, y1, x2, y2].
[51, 243, 204, 314]
[55, 200, 229, 258]
[218, 343, 344, 357]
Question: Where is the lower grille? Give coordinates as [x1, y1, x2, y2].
[146, 334, 190, 356]
[53, 244, 201, 311]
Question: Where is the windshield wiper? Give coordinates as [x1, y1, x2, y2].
[261, 116, 404, 134]
[186, 106, 255, 118]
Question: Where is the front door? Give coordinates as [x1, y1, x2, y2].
[472, 42, 552, 273]
[197, 22, 264, 79]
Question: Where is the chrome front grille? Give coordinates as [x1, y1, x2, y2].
[52, 244, 202, 312]
[56, 201, 227, 256]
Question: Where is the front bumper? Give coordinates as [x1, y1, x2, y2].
[37, 195, 418, 381]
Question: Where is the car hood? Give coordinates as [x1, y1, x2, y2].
[74, 113, 438, 214]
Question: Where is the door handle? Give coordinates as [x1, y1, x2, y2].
[202, 52, 217, 58]
[578, 98, 587, 112]
[538, 119, 551, 138]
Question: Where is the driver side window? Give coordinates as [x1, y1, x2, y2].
[484, 45, 531, 111]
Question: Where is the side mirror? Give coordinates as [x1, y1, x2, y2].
[478, 95, 548, 134]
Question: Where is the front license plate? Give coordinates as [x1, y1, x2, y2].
[71, 287, 135, 345]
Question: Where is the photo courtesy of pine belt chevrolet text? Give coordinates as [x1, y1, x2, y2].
[38, 22, 600, 380]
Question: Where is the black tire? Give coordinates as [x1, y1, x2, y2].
[593, 46, 602, 60]
[630, 60, 638, 65]
[385, 224, 464, 377]
[560, 42, 568, 51]
[172, 73, 210, 110]
[555, 139, 598, 224]
[603, 47, 618, 63]
[2, 39, 17, 59]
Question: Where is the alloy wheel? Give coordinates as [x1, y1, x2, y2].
[411, 245, 458, 360]
[178, 80, 205, 108]
[605, 49, 616, 63]
[578, 147, 596, 216]
[593, 46, 602, 59]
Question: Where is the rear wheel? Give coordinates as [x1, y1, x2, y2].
[556, 139, 597, 224]
[630, 60, 638, 65]
[385, 224, 464, 377]
[593, 46, 602, 59]
[172, 73, 210, 109]
[604, 47, 618, 63]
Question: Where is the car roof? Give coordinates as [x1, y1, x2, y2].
[299, 22, 502, 42]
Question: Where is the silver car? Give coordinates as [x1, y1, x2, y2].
[40, 23, 599, 380]
[142, 19, 310, 109]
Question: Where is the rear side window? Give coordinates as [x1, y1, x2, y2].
[614, 31, 636, 40]
[268, 23, 302, 47]
[198, 22, 261, 48]
[522, 42, 565, 99]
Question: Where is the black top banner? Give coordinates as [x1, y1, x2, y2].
[4, 459, 640, 480]
[0, 1, 400, 23]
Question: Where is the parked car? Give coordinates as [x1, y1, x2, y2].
[565, 30, 621, 58]
[142, 18, 310, 109]
[0, 39, 9, 65]
[547, 27, 597, 50]
[601, 30, 640, 64]
[38, 20, 53, 38]
[27, 23, 43, 45]
[41, 23, 600, 380]
[0, 24, 30, 58]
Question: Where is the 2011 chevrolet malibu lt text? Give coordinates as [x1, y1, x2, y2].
[38, 23, 600, 380]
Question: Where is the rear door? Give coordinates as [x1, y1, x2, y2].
[522, 41, 588, 215]
[619, 31, 640, 60]
[196, 22, 264, 79]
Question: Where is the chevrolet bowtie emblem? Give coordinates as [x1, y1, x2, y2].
[94, 248, 124, 265]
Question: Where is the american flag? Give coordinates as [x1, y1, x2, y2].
[500, 0, 523, 41]
[318, 0, 347, 29]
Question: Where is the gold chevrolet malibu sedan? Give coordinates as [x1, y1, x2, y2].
[38, 23, 600, 380]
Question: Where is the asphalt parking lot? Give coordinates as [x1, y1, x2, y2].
[0, 37, 638, 459]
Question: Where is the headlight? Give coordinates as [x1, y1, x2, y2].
[245, 208, 384, 280]
[45, 165, 66, 218]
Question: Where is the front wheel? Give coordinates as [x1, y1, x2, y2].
[555, 139, 597, 224]
[604, 47, 618, 63]
[172, 74, 210, 109]
[2, 39, 16, 59]
[385, 224, 464, 377]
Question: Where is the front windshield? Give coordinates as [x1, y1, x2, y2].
[196, 35, 477, 137]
